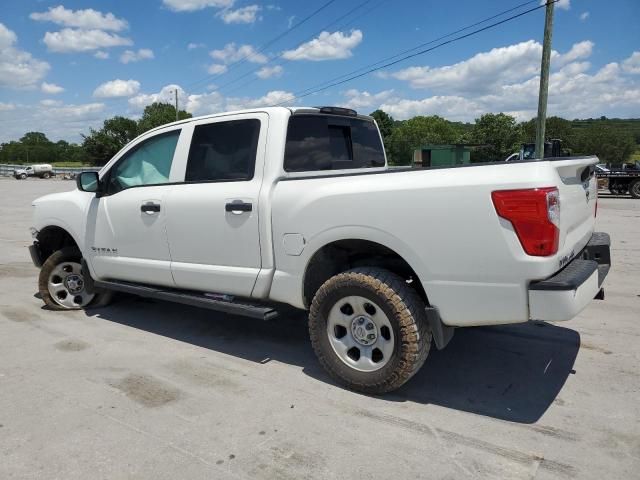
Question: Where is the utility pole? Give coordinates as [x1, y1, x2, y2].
[173, 89, 179, 122]
[535, 0, 555, 159]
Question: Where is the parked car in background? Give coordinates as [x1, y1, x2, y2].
[13, 164, 54, 180]
[28, 106, 610, 394]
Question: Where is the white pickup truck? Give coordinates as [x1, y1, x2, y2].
[29, 106, 610, 393]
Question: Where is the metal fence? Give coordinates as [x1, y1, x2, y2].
[0, 164, 100, 178]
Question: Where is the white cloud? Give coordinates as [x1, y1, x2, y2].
[226, 90, 294, 110]
[218, 5, 261, 24]
[0, 102, 15, 111]
[380, 96, 484, 122]
[30, 5, 128, 31]
[256, 65, 283, 79]
[282, 30, 363, 61]
[93, 79, 141, 98]
[340, 89, 395, 110]
[186, 90, 225, 115]
[390, 40, 592, 93]
[540, 0, 570, 10]
[43, 28, 132, 53]
[41, 82, 64, 94]
[40, 99, 63, 107]
[188, 42, 205, 50]
[622, 52, 640, 74]
[0, 101, 106, 143]
[94, 51, 109, 59]
[120, 48, 155, 64]
[162, 0, 234, 12]
[128, 84, 294, 116]
[580, 11, 590, 21]
[0, 22, 16, 49]
[128, 84, 189, 112]
[207, 64, 228, 74]
[375, 41, 640, 121]
[0, 23, 50, 89]
[210, 43, 267, 64]
[555, 40, 593, 66]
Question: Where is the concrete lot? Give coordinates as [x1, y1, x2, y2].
[0, 177, 638, 479]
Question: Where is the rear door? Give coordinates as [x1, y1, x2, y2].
[165, 113, 267, 297]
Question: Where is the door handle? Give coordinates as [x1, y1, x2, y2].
[141, 202, 161, 214]
[225, 201, 252, 214]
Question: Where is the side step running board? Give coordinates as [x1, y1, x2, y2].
[94, 280, 278, 320]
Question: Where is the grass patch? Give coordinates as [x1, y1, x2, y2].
[51, 162, 92, 167]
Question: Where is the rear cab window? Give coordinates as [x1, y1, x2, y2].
[284, 114, 386, 172]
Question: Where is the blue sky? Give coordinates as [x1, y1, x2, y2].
[0, 0, 639, 142]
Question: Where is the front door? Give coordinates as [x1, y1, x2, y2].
[165, 114, 267, 297]
[85, 129, 182, 287]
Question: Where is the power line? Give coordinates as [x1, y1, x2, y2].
[183, 0, 338, 92]
[274, 0, 541, 102]
[213, 0, 387, 98]
[271, 0, 556, 106]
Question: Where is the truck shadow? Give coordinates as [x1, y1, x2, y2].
[385, 322, 580, 423]
[88, 296, 579, 424]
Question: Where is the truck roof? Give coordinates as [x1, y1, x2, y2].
[144, 106, 374, 136]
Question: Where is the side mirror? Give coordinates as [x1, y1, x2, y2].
[76, 171, 101, 193]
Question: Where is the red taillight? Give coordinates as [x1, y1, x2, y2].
[491, 187, 560, 256]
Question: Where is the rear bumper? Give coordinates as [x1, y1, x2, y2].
[528, 232, 610, 321]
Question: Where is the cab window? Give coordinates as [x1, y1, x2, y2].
[107, 130, 180, 194]
[283, 115, 385, 172]
[185, 119, 260, 182]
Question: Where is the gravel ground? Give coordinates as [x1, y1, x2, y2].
[0, 178, 638, 479]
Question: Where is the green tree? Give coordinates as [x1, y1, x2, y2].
[9, 132, 55, 163]
[20, 132, 51, 145]
[137, 102, 191, 134]
[386, 115, 461, 165]
[82, 116, 139, 166]
[573, 124, 636, 165]
[520, 116, 576, 152]
[370, 109, 395, 141]
[471, 113, 523, 162]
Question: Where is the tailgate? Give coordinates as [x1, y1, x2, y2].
[552, 156, 599, 262]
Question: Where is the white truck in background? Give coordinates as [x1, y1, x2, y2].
[14, 164, 54, 179]
[28, 106, 610, 394]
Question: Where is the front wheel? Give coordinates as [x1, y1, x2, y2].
[309, 268, 431, 394]
[19, 173, 27, 180]
[38, 247, 112, 310]
[630, 180, 640, 199]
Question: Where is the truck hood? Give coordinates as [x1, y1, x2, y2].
[32, 189, 80, 207]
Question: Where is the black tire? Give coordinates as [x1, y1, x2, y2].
[630, 180, 640, 199]
[19, 173, 27, 180]
[42, 172, 51, 179]
[38, 247, 113, 310]
[309, 267, 431, 394]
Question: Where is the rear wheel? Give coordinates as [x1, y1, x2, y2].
[42, 172, 51, 179]
[630, 180, 640, 199]
[38, 247, 112, 310]
[309, 267, 431, 394]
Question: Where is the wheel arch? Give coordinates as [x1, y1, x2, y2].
[36, 225, 80, 265]
[302, 238, 429, 309]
